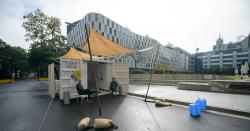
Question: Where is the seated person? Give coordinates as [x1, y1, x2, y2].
[110, 77, 119, 97]
[76, 79, 93, 99]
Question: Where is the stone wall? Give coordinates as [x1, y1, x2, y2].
[130, 74, 228, 81]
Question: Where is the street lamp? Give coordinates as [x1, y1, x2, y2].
[194, 48, 199, 74]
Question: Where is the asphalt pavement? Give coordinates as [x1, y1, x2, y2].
[0, 80, 250, 131]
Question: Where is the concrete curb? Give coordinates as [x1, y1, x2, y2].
[130, 82, 250, 95]
[128, 92, 250, 118]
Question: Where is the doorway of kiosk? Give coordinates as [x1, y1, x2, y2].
[84, 60, 113, 96]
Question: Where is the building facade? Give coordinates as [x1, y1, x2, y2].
[189, 35, 250, 73]
[67, 12, 190, 71]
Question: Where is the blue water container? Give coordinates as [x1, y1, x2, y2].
[189, 103, 201, 117]
[200, 99, 207, 111]
[195, 99, 202, 111]
[196, 98, 207, 111]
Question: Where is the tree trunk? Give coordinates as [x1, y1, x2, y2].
[15, 68, 17, 79]
[20, 70, 23, 78]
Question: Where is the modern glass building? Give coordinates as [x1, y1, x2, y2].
[66, 12, 190, 71]
[189, 35, 250, 72]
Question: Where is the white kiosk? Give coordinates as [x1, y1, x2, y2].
[49, 28, 132, 100]
[56, 57, 129, 100]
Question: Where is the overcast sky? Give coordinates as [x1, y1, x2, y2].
[0, 0, 249, 53]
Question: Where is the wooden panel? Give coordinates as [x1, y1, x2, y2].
[111, 63, 129, 95]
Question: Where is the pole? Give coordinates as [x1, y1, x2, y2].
[145, 46, 159, 102]
[85, 24, 102, 116]
[194, 54, 196, 74]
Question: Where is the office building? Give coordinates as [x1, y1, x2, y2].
[67, 12, 190, 71]
[189, 34, 250, 73]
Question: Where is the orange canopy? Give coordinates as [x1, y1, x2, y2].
[59, 48, 102, 60]
[81, 29, 133, 57]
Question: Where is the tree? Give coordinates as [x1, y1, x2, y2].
[23, 9, 49, 46]
[0, 39, 8, 48]
[10, 47, 29, 78]
[220, 66, 234, 75]
[0, 39, 29, 79]
[29, 46, 53, 77]
[241, 62, 249, 75]
[129, 39, 144, 68]
[209, 65, 220, 74]
[249, 62, 250, 74]
[0, 39, 11, 79]
[130, 51, 143, 68]
[23, 9, 67, 77]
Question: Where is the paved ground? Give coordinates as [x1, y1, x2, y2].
[1, 80, 250, 131]
[129, 84, 250, 113]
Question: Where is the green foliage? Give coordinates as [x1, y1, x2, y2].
[224, 75, 241, 80]
[28, 46, 53, 77]
[23, 9, 67, 77]
[220, 66, 234, 75]
[208, 66, 234, 75]
[23, 9, 66, 49]
[29, 46, 53, 67]
[0, 39, 29, 79]
[129, 68, 148, 74]
[23, 9, 49, 44]
[209, 65, 220, 74]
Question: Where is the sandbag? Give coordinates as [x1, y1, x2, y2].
[77, 117, 90, 131]
[154, 97, 166, 102]
[155, 100, 172, 107]
[94, 118, 118, 129]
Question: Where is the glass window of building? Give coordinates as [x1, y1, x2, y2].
[107, 34, 110, 40]
[112, 36, 114, 42]
[109, 27, 112, 34]
[91, 22, 94, 28]
[99, 23, 101, 30]
[95, 14, 98, 21]
[88, 14, 91, 21]
[223, 55, 233, 59]
[112, 21, 114, 28]
[223, 60, 233, 63]
[104, 25, 107, 33]
[102, 16, 104, 23]
[114, 30, 116, 36]
[102, 32, 104, 36]
[107, 19, 109, 25]
[118, 31, 120, 37]
[116, 38, 119, 43]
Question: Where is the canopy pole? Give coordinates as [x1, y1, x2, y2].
[144, 46, 160, 102]
[85, 24, 102, 116]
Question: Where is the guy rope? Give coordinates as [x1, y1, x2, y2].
[145, 45, 160, 102]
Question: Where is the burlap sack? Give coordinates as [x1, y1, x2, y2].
[77, 117, 90, 131]
[155, 100, 172, 106]
[154, 97, 166, 102]
[93, 118, 112, 128]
